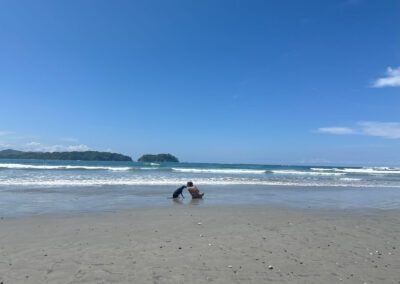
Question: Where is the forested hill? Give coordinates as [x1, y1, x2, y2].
[0, 149, 132, 161]
[138, 153, 179, 163]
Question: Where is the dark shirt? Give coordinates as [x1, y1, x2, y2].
[172, 185, 186, 198]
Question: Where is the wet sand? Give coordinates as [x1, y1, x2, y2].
[0, 207, 399, 283]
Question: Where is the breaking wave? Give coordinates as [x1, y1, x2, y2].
[340, 177, 362, 181]
[171, 168, 266, 174]
[272, 170, 345, 176]
[334, 167, 400, 175]
[312, 167, 400, 175]
[0, 177, 398, 188]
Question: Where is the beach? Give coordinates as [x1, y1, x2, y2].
[1, 160, 400, 283]
[2, 0, 399, 282]
[1, 206, 399, 283]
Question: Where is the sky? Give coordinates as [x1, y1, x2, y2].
[0, 0, 400, 165]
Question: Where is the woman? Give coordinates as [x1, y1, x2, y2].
[186, 181, 204, 199]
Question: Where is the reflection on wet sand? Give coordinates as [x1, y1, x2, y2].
[172, 198, 184, 205]
[190, 198, 204, 206]
[171, 198, 204, 206]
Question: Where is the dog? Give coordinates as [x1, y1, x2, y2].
[170, 185, 186, 199]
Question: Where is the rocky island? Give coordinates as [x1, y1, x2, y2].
[0, 149, 132, 161]
[138, 153, 179, 163]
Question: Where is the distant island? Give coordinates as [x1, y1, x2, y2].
[138, 153, 179, 163]
[0, 149, 132, 161]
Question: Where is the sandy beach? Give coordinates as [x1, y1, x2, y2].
[0, 207, 399, 284]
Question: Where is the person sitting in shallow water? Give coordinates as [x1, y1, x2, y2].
[186, 181, 204, 199]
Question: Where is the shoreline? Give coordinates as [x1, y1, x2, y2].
[1, 206, 399, 283]
[1, 202, 399, 220]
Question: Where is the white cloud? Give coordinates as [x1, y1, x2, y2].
[316, 127, 356, 135]
[372, 66, 400, 88]
[0, 131, 92, 152]
[23, 142, 90, 152]
[359, 122, 400, 139]
[317, 121, 400, 139]
[0, 142, 12, 148]
[67, 144, 90, 151]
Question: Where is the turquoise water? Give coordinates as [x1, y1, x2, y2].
[1, 159, 400, 216]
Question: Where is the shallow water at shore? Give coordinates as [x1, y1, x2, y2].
[1, 159, 400, 216]
[2, 184, 400, 217]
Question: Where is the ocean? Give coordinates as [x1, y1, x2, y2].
[1, 159, 400, 216]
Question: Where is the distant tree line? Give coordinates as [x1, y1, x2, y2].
[0, 149, 132, 161]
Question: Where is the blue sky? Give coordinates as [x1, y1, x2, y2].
[1, 0, 399, 165]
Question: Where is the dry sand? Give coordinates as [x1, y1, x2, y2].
[0, 207, 399, 283]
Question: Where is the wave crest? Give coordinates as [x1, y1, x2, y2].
[334, 167, 400, 175]
[0, 178, 397, 188]
[172, 168, 266, 174]
[272, 170, 345, 176]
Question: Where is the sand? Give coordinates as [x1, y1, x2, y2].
[0, 207, 399, 283]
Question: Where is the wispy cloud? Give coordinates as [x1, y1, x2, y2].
[317, 121, 400, 139]
[21, 142, 90, 152]
[0, 142, 12, 148]
[372, 66, 400, 88]
[359, 122, 400, 139]
[65, 144, 90, 151]
[0, 131, 92, 152]
[0, 131, 14, 149]
[317, 127, 356, 135]
[23, 142, 90, 152]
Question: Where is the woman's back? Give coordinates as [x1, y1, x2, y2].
[187, 186, 204, 199]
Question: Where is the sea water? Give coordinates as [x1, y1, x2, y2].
[1, 159, 400, 216]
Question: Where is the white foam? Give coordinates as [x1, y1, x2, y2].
[311, 168, 335, 172]
[272, 170, 345, 176]
[0, 177, 396, 188]
[0, 163, 132, 171]
[312, 167, 400, 175]
[335, 167, 400, 174]
[340, 177, 361, 181]
[372, 167, 400, 170]
[172, 168, 266, 174]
